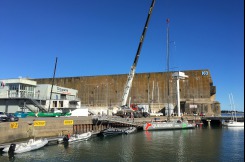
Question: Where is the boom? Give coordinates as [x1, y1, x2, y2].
[121, 0, 155, 107]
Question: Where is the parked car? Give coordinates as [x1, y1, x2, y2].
[0, 112, 8, 122]
[142, 112, 150, 118]
[6, 113, 19, 122]
[0, 113, 19, 122]
[193, 111, 198, 116]
[14, 111, 28, 118]
[200, 112, 206, 117]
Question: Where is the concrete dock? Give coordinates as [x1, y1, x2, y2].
[1, 115, 240, 144]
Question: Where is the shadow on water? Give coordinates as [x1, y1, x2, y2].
[0, 151, 15, 162]
[8, 152, 15, 162]
[63, 142, 69, 149]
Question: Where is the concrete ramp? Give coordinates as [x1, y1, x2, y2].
[97, 116, 141, 127]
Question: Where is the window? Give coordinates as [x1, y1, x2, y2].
[53, 101, 57, 107]
[59, 101, 63, 107]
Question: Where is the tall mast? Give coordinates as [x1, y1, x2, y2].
[166, 18, 170, 118]
[230, 93, 237, 122]
[48, 57, 58, 112]
[166, 18, 170, 75]
[121, 0, 155, 107]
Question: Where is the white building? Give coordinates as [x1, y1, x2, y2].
[0, 78, 81, 114]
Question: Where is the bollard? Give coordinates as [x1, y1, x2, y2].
[207, 120, 211, 127]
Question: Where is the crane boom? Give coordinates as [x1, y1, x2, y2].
[121, 0, 155, 107]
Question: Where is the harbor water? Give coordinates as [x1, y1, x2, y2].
[0, 126, 244, 162]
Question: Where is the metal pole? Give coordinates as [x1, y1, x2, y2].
[48, 57, 58, 112]
[176, 78, 181, 117]
[152, 80, 154, 111]
[148, 74, 151, 113]
[106, 83, 108, 107]
[166, 18, 170, 119]
[97, 86, 99, 105]
[157, 82, 160, 110]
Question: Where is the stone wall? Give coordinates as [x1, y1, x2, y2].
[0, 117, 93, 144]
[35, 69, 221, 115]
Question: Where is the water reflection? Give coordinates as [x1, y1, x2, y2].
[143, 129, 222, 161]
[0, 149, 45, 162]
[0, 128, 243, 162]
[221, 127, 244, 161]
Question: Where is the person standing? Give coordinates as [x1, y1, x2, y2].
[131, 112, 134, 122]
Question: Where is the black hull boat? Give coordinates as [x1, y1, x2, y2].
[100, 128, 125, 136]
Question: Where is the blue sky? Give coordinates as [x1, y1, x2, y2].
[0, 0, 244, 111]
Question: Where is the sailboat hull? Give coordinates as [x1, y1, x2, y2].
[143, 121, 196, 131]
[223, 121, 244, 127]
[223, 94, 244, 127]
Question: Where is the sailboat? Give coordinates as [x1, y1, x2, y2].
[143, 19, 195, 131]
[222, 93, 244, 127]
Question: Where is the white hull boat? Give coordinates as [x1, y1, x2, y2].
[58, 132, 92, 143]
[222, 93, 244, 127]
[124, 127, 137, 134]
[3, 138, 48, 154]
[143, 120, 196, 131]
[222, 120, 244, 127]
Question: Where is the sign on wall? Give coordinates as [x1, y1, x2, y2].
[202, 71, 209, 76]
[10, 122, 18, 129]
[57, 87, 71, 94]
[34, 121, 46, 126]
[64, 120, 73, 125]
[190, 104, 197, 108]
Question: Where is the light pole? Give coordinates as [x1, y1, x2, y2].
[147, 74, 151, 113]
[97, 85, 99, 106]
[172, 71, 188, 117]
[106, 83, 108, 107]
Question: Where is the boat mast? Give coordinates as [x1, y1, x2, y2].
[48, 57, 58, 112]
[230, 93, 237, 122]
[121, 0, 155, 108]
[228, 94, 233, 121]
[166, 18, 170, 119]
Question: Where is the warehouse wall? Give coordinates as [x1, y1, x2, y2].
[35, 69, 220, 116]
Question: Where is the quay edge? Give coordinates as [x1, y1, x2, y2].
[0, 115, 229, 144]
[0, 116, 92, 144]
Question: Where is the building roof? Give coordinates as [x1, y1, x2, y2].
[1, 78, 36, 86]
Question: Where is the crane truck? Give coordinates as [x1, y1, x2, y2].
[116, 0, 155, 118]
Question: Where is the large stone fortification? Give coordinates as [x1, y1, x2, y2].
[35, 69, 220, 116]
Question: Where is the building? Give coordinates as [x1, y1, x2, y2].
[0, 78, 80, 113]
[34, 69, 221, 116]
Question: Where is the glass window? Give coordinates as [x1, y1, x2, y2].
[59, 101, 63, 107]
[52, 101, 57, 107]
